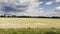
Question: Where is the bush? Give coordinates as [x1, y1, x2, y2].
[8, 31, 17, 34]
[45, 32, 56, 34]
[51, 27, 56, 29]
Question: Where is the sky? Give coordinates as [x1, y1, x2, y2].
[0, 0, 60, 17]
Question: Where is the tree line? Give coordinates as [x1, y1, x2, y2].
[0, 15, 60, 18]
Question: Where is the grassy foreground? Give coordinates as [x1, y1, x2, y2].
[0, 28, 60, 34]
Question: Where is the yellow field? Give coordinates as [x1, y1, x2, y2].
[0, 18, 60, 28]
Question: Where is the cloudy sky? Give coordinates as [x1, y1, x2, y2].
[0, 0, 60, 16]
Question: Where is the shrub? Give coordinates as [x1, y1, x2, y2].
[45, 31, 56, 34]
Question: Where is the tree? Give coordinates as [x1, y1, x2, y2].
[12, 15, 16, 17]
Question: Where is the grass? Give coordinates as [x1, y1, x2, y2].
[0, 18, 60, 34]
[0, 28, 59, 34]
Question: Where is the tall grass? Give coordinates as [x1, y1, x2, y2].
[0, 28, 60, 34]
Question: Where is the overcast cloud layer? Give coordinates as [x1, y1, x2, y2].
[0, 0, 60, 16]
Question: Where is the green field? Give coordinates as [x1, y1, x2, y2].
[0, 28, 59, 34]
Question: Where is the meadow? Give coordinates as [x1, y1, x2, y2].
[0, 18, 60, 28]
[0, 28, 59, 34]
[0, 18, 60, 34]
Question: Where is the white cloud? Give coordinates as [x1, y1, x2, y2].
[0, 0, 44, 16]
[39, 2, 43, 4]
[1, 0, 58, 17]
[51, 12, 60, 17]
[45, 1, 52, 5]
[55, 0, 60, 2]
[49, 6, 60, 17]
[56, 6, 60, 10]
[54, 6, 60, 12]
[0, 11, 4, 15]
[20, 0, 44, 16]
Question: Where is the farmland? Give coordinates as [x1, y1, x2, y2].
[0, 18, 60, 28]
[0, 18, 60, 34]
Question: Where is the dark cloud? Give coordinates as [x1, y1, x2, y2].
[0, 2, 28, 12]
[16, 5, 28, 8]
[2, 6, 17, 12]
[37, 0, 52, 2]
[1, 6, 27, 12]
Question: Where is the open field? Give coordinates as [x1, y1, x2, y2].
[0, 18, 60, 28]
